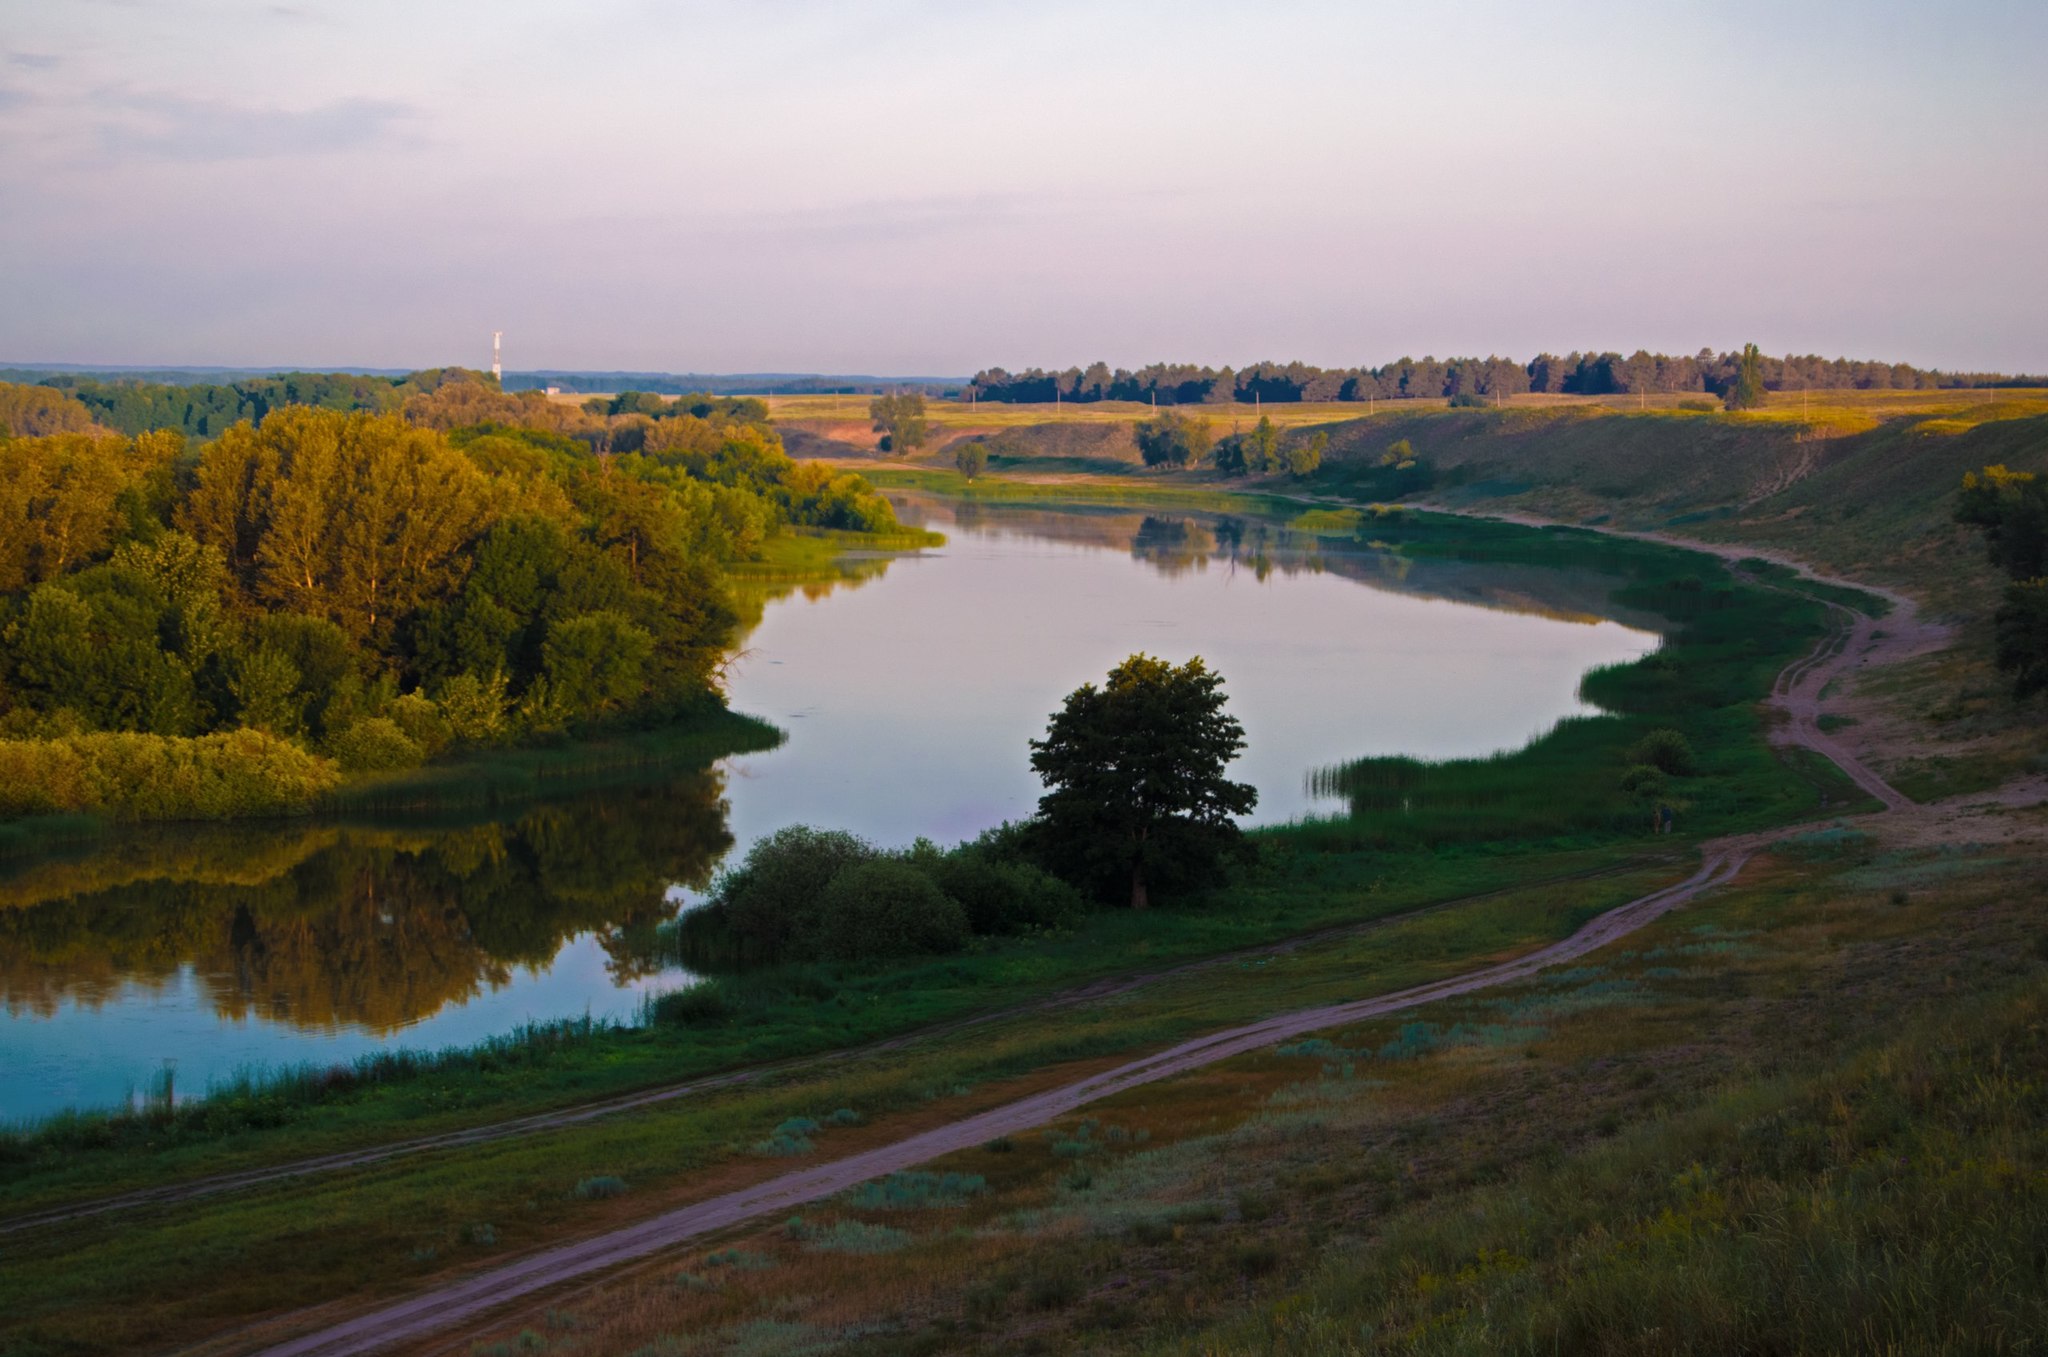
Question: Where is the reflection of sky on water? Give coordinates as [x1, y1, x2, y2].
[2, 498, 1658, 1123]
[716, 498, 1660, 850]
[0, 936, 670, 1122]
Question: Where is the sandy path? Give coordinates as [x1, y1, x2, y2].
[240, 554, 1918, 1357]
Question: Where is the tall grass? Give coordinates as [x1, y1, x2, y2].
[1171, 978, 2048, 1356]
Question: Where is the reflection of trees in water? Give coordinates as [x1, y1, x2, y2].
[0, 775, 733, 1032]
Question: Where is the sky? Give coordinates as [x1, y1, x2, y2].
[2, 0, 2044, 375]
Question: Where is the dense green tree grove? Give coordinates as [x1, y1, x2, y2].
[0, 387, 909, 815]
[969, 349, 2035, 406]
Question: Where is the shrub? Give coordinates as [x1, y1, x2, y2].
[844, 1172, 987, 1210]
[813, 858, 969, 961]
[0, 728, 341, 818]
[386, 692, 451, 755]
[645, 982, 731, 1026]
[711, 825, 879, 957]
[328, 716, 425, 773]
[1628, 728, 1697, 776]
[433, 670, 510, 744]
[800, 1219, 912, 1254]
[919, 845, 1084, 934]
[1618, 763, 1668, 802]
[571, 1175, 628, 1200]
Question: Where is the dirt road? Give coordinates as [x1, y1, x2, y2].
[1, 860, 1649, 1240]
[251, 842, 1760, 1357]
[244, 558, 1920, 1357]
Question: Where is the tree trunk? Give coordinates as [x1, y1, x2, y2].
[1129, 867, 1148, 911]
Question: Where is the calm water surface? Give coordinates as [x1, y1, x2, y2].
[0, 498, 1658, 1121]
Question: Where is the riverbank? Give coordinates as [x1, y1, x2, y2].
[0, 495, 1888, 1357]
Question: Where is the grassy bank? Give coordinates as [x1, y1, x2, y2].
[317, 704, 783, 816]
[426, 822, 2048, 1356]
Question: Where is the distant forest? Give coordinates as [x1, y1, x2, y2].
[969, 352, 2040, 406]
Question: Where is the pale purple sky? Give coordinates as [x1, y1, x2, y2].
[3, 0, 2043, 375]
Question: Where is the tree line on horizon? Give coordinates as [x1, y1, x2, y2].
[968, 350, 2037, 406]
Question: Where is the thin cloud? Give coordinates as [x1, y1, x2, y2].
[8, 53, 61, 70]
[95, 91, 417, 162]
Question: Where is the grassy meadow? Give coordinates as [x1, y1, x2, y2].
[432, 831, 2048, 1356]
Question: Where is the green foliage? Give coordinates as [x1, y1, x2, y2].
[913, 837, 1085, 934]
[813, 858, 970, 961]
[1029, 653, 1257, 907]
[1955, 465, 2048, 696]
[1135, 411, 1215, 469]
[542, 611, 656, 718]
[707, 825, 883, 960]
[0, 729, 341, 818]
[1726, 341, 1768, 410]
[327, 716, 425, 773]
[1626, 728, 1696, 776]
[869, 392, 929, 452]
[1283, 430, 1327, 478]
[954, 440, 988, 480]
[0, 391, 911, 821]
[1993, 579, 2048, 696]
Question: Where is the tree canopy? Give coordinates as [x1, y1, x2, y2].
[1028, 654, 1256, 908]
[0, 381, 912, 817]
[869, 393, 929, 453]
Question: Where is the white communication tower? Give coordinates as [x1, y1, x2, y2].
[492, 331, 503, 382]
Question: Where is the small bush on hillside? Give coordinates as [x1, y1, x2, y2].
[1628, 728, 1698, 776]
[1619, 763, 1669, 802]
[572, 1175, 628, 1200]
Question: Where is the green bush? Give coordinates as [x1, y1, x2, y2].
[711, 825, 880, 957]
[385, 692, 451, 756]
[918, 844, 1084, 933]
[327, 716, 425, 773]
[1618, 763, 1669, 802]
[1627, 728, 1698, 776]
[0, 729, 341, 818]
[813, 858, 970, 961]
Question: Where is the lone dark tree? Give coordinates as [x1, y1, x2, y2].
[1028, 654, 1257, 909]
[1725, 343, 1767, 411]
[869, 392, 929, 453]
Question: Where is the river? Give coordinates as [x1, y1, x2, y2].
[0, 495, 1659, 1123]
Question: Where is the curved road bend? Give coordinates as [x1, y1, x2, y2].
[247, 586, 1917, 1357]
